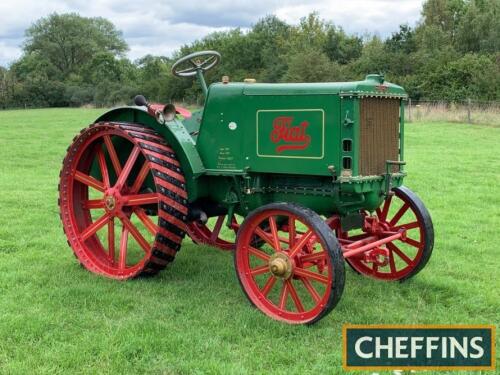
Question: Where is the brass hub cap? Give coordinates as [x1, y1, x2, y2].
[268, 252, 293, 279]
[104, 195, 116, 211]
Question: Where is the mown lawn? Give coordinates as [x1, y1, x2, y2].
[0, 108, 498, 374]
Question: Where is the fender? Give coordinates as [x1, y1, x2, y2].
[95, 106, 205, 201]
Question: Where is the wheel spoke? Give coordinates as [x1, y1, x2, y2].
[254, 227, 276, 249]
[288, 216, 296, 248]
[201, 55, 216, 68]
[388, 248, 397, 273]
[293, 267, 329, 284]
[74, 171, 105, 192]
[250, 264, 269, 276]
[389, 203, 410, 226]
[130, 162, 150, 193]
[118, 227, 129, 270]
[379, 195, 392, 221]
[108, 219, 115, 261]
[230, 215, 239, 234]
[124, 193, 159, 206]
[120, 215, 151, 254]
[268, 216, 281, 251]
[288, 229, 314, 258]
[401, 237, 423, 249]
[392, 221, 420, 231]
[84, 199, 105, 209]
[80, 213, 110, 240]
[103, 135, 122, 176]
[115, 146, 140, 189]
[300, 277, 321, 303]
[278, 281, 289, 310]
[387, 242, 413, 266]
[260, 275, 277, 297]
[286, 280, 305, 313]
[177, 66, 196, 74]
[96, 148, 110, 188]
[134, 208, 158, 235]
[248, 246, 270, 261]
[189, 59, 200, 68]
[210, 216, 225, 241]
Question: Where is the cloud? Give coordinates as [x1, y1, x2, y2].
[0, 40, 23, 65]
[164, 0, 302, 28]
[0, 0, 425, 66]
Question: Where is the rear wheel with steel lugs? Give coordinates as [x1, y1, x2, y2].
[235, 203, 345, 324]
[59, 122, 188, 279]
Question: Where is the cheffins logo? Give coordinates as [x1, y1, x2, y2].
[270, 116, 311, 153]
[343, 325, 496, 371]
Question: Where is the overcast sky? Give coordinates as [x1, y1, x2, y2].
[0, 0, 425, 67]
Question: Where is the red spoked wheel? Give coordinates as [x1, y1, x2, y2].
[186, 214, 239, 250]
[338, 186, 434, 281]
[59, 122, 188, 279]
[235, 203, 345, 324]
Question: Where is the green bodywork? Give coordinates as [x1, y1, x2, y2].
[95, 74, 407, 220]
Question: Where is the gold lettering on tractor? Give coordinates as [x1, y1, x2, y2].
[270, 116, 311, 152]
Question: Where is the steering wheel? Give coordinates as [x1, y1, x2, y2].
[171, 51, 221, 77]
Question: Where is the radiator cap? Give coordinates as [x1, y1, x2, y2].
[365, 74, 384, 83]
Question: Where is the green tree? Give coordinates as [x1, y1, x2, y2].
[421, 0, 466, 43]
[418, 53, 499, 100]
[135, 55, 172, 102]
[249, 15, 290, 82]
[385, 24, 417, 54]
[24, 13, 127, 79]
[456, 0, 500, 53]
[284, 48, 342, 83]
[352, 36, 390, 76]
[2, 6, 499, 109]
[0, 67, 14, 108]
[324, 26, 362, 64]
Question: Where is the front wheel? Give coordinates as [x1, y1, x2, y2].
[234, 203, 345, 324]
[341, 186, 434, 281]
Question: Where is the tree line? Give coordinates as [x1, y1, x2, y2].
[0, 0, 498, 109]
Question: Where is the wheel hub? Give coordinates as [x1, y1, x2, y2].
[104, 195, 116, 211]
[268, 252, 293, 279]
[103, 189, 125, 216]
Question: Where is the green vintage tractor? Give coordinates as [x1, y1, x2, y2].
[59, 51, 434, 324]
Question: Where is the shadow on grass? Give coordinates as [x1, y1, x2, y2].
[78, 242, 459, 327]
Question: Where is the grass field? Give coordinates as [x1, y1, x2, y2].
[0, 108, 498, 374]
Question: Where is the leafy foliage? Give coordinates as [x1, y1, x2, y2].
[0, 1, 498, 109]
[24, 13, 127, 79]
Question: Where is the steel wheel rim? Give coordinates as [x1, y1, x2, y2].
[61, 126, 166, 278]
[236, 209, 334, 324]
[343, 190, 426, 280]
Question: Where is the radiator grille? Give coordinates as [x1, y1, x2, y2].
[359, 98, 400, 176]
